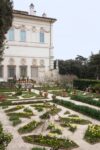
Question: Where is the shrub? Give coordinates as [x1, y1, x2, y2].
[40, 112, 50, 119]
[23, 135, 78, 149]
[14, 90, 22, 96]
[47, 123, 62, 135]
[12, 119, 21, 126]
[34, 106, 44, 112]
[0, 122, 12, 150]
[93, 84, 100, 93]
[60, 117, 91, 125]
[9, 115, 21, 126]
[7, 112, 33, 118]
[73, 79, 100, 90]
[53, 99, 100, 121]
[84, 124, 100, 143]
[32, 147, 46, 150]
[18, 121, 42, 134]
[64, 111, 70, 115]
[68, 124, 77, 132]
[71, 94, 100, 107]
[5, 105, 24, 113]
[23, 107, 33, 114]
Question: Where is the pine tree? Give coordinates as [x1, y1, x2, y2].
[0, 0, 13, 62]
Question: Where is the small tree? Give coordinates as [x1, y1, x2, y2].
[0, 0, 13, 62]
[0, 122, 12, 150]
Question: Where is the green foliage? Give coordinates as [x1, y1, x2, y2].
[23, 135, 78, 149]
[23, 107, 33, 114]
[47, 123, 62, 135]
[73, 79, 100, 90]
[5, 105, 24, 113]
[7, 112, 33, 118]
[0, 0, 13, 61]
[60, 117, 91, 125]
[40, 112, 50, 119]
[64, 110, 70, 115]
[71, 94, 100, 107]
[9, 115, 21, 126]
[18, 121, 42, 134]
[68, 124, 77, 132]
[15, 84, 22, 96]
[53, 99, 100, 120]
[58, 57, 87, 78]
[22, 92, 37, 98]
[0, 122, 12, 150]
[57, 52, 100, 79]
[93, 84, 100, 93]
[35, 107, 44, 112]
[89, 53, 100, 79]
[32, 147, 46, 150]
[84, 124, 100, 144]
[49, 104, 61, 116]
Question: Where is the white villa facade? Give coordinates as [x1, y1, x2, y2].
[0, 4, 56, 82]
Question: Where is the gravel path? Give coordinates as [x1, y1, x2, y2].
[0, 108, 33, 150]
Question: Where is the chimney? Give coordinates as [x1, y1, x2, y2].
[42, 12, 47, 17]
[29, 3, 36, 15]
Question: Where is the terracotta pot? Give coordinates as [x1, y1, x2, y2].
[44, 92, 48, 98]
[52, 94, 56, 100]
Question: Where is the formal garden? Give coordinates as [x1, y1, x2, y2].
[0, 79, 100, 150]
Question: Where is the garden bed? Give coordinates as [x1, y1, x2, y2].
[84, 124, 100, 144]
[18, 120, 42, 134]
[23, 135, 78, 149]
[7, 112, 33, 118]
[60, 117, 91, 125]
[5, 105, 24, 113]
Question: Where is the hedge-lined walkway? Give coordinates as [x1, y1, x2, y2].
[32, 89, 100, 110]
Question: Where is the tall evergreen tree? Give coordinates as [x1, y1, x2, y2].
[0, 0, 13, 62]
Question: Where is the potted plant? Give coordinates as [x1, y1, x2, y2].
[62, 89, 67, 97]
[39, 90, 43, 96]
[44, 92, 48, 98]
[52, 94, 56, 100]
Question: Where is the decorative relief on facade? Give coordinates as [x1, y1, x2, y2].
[40, 27, 50, 33]
[9, 58, 15, 65]
[13, 24, 28, 30]
[40, 59, 44, 67]
[13, 24, 50, 33]
[32, 26, 37, 32]
[32, 59, 37, 66]
[21, 58, 26, 65]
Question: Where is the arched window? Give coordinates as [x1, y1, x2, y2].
[8, 28, 14, 41]
[20, 30, 26, 42]
[40, 32, 44, 43]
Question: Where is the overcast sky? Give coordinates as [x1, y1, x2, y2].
[13, 0, 100, 60]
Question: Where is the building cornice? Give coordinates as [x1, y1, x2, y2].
[13, 10, 57, 23]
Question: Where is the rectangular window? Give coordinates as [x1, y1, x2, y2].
[20, 66, 27, 77]
[31, 67, 38, 78]
[8, 66, 16, 78]
[8, 29, 14, 41]
[0, 66, 3, 78]
[40, 32, 44, 43]
[20, 30, 26, 42]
